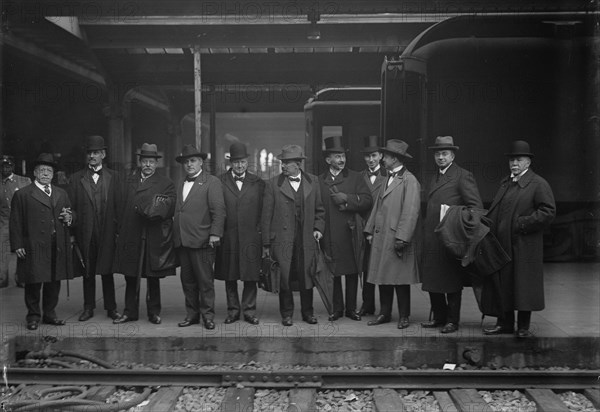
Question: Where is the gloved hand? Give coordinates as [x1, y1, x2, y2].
[394, 239, 408, 258]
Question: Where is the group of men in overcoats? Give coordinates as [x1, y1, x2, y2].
[7, 133, 555, 338]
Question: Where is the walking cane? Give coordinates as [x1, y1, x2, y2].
[135, 226, 147, 312]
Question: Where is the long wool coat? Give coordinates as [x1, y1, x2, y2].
[421, 163, 483, 293]
[10, 183, 74, 283]
[68, 167, 122, 276]
[319, 168, 372, 275]
[215, 171, 265, 282]
[483, 169, 555, 312]
[113, 172, 177, 278]
[261, 172, 325, 291]
[364, 168, 421, 285]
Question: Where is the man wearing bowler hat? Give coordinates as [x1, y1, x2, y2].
[358, 135, 387, 316]
[261, 144, 325, 326]
[364, 140, 420, 329]
[174, 145, 225, 330]
[421, 136, 483, 334]
[482, 140, 555, 338]
[215, 142, 265, 325]
[318, 136, 372, 321]
[68, 135, 121, 322]
[1, 155, 31, 288]
[10, 153, 73, 330]
[113, 144, 177, 325]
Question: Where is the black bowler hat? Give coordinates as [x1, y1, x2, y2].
[137, 143, 162, 158]
[505, 140, 534, 158]
[428, 136, 459, 151]
[361, 135, 381, 153]
[33, 153, 57, 168]
[228, 142, 249, 161]
[175, 145, 208, 163]
[323, 136, 348, 153]
[380, 139, 413, 159]
[85, 135, 106, 151]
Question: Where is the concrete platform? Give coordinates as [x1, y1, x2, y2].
[1, 263, 599, 368]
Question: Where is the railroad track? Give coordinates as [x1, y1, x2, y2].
[3, 367, 599, 411]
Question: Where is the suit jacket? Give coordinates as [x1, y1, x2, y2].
[319, 168, 372, 275]
[361, 167, 387, 207]
[364, 167, 421, 285]
[174, 170, 226, 249]
[113, 171, 177, 278]
[10, 183, 74, 283]
[68, 166, 122, 276]
[1, 174, 31, 227]
[422, 163, 483, 293]
[261, 171, 325, 291]
[215, 171, 265, 281]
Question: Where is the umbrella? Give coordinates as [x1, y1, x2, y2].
[309, 240, 334, 315]
[347, 214, 365, 286]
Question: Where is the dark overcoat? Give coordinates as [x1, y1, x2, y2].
[484, 169, 555, 312]
[215, 171, 265, 281]
[10, 183, 74, 283]
[364, 168, 421, 285]
[319, 168, 372, 275]
[421, 163, 483, 293]
[113, 172, 177, 278]
[261, 172, 325, 291]
[68, 167, 122, 276]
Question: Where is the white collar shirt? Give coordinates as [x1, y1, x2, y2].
[183, 170, 202, 201]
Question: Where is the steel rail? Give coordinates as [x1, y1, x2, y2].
[5, 368, 599, 390]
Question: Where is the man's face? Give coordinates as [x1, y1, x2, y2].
[183, 156, 203, 176]
[325, 152, 346, 172]
[281, 159, 301, 177]
[364, 151, 382, 170]
[140, 157, 158, 177]
[508, 156, 531, 176]
[87, 150, 105, 167]
[1, 163, 14, 178]
[382, 153, 399, 170]
[231, 158, 248, 175]
[34, 165, 54, 185]
[434, 150, 455, 169]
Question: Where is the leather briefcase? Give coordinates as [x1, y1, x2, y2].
[259, 256, 280, 293]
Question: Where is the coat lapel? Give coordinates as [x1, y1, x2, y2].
[428, 164, 456, 198]
[223, 172, 241, 197]
[183, 171, 208, 206]
[488, 176, 511, 212]
[382, 168, 405, 198]
[80, 174, 94, 203]
[279, 177, 295, 200]
[31, 185, 51, 208]
[102, 169, 112, 201]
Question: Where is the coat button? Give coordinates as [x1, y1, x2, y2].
[375, 229, 379, 233]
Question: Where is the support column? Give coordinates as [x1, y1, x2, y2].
[194, 47, 202, 151]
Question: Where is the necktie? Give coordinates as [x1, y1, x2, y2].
[185, 176, 196, 182]
[234, 175, 244, 182]
[44, 184, 51, 195]
[288, 177, 300, 182]
[368, 170, 378, 177]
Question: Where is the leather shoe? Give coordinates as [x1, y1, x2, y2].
[203, 319, 215, 330]
[148, 315, 161, 325]
[178, 318, 199, 327]
[368, 315, 390, 326]
[244, 315, 259, 325]
[441, 322, 458, 334]
[483, 325, 514, 335]
[281, 317, 293, 327]
[358, 308, 374, 316]
[42, 317, 65, 326]
[27, 321, 39, 330]
[397, 317, 410, 329]
[107, 310, 121, 320]
[224, 315, 240, 324]
[516, 328, 533, 339]
[113, 315, 137, 324]
[303, 315, 318, 324]
[78, 309, 94, 322]
[421, 320, 445, 328]
[345, 311, 362, 321]
[328, 312, 342, 321]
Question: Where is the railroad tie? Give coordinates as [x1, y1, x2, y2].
[222, 387, 255, 412]
[288, 388, 317, 412]
[584, 388, 600, 409]
[525, 388, 570, 412]
[142, 386, 184, 411]
[373, 388, 408, 411]
[450, 388, 491, 412]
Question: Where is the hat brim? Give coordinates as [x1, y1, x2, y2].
[229, 155, 249, 161]
[428, 145, 459, 151]
[176, 153, 208, 163]
[380, 147, 413, 159]
[361, 146, 382, 154]
[137, 152, 162, 158]
[34, 160, 57, 168]
[323, 147, 348, 154]
[505, 152, 534, 157]
[277, 155, 306, 161]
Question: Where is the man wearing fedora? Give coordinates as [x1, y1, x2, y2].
[358, 135, 387, 316]
[261, 144, 325, 326]
[215, 142, 265, 325]
[421, 136, 483, 334]
[112, 144, 177, 325]
[68, 135, 121, 322]
[482, 140, 555, 338]
[318, 136, 372, 321]
[174, 145, 225, 330]
[364, 140, 420, 329]
[10, 153, 73, 330]
[1, 155, 31, 288]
